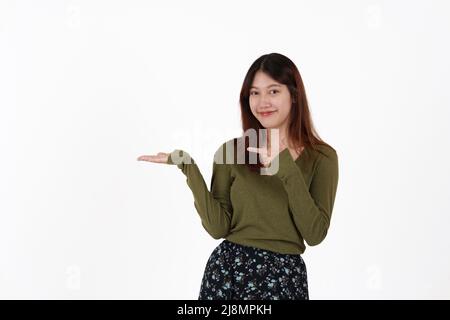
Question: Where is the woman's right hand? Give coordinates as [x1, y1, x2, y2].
[136, 152, 170, 164]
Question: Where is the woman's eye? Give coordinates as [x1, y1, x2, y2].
[250, 90, 278, 96]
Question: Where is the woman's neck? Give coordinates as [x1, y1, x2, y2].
[266, 127, 288, 146]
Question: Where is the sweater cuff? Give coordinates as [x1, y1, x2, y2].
[167, 149, 194, 168]
[273, 148, 298, 179]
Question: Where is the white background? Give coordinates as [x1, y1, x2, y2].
[1, 0, 449, 299]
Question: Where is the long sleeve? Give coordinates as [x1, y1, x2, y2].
[274, 147, 339, 246]
[166, 146, 234, 239]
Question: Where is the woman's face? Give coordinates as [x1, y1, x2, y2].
[249, 71, 292, 134]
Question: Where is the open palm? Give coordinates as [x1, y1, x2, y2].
[136, 152, 170, 164]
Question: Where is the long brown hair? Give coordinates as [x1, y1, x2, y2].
[237, 52, 333, 173]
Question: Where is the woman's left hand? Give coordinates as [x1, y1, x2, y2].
[247, 138, 288, 167]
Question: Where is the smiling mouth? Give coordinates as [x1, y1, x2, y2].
[259, 111, 276, 117]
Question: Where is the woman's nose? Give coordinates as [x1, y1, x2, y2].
[259, 93, 271, 106]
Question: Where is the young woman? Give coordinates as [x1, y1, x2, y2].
[137, 53, 339, 300]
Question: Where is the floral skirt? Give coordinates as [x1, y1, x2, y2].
[198, 239, 309, 300]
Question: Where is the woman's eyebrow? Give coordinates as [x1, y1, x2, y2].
[250, 84, 282, 89]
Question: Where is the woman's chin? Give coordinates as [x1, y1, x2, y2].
[259, 121, 279, 129]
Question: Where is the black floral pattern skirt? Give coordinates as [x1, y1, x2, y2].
[198, 239, 309, 300]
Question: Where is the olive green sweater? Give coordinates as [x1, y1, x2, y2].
[166, 138, 339, 254]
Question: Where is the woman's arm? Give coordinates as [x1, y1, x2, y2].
[167, 144, 234, 239]
[274, 147, 339, 246]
